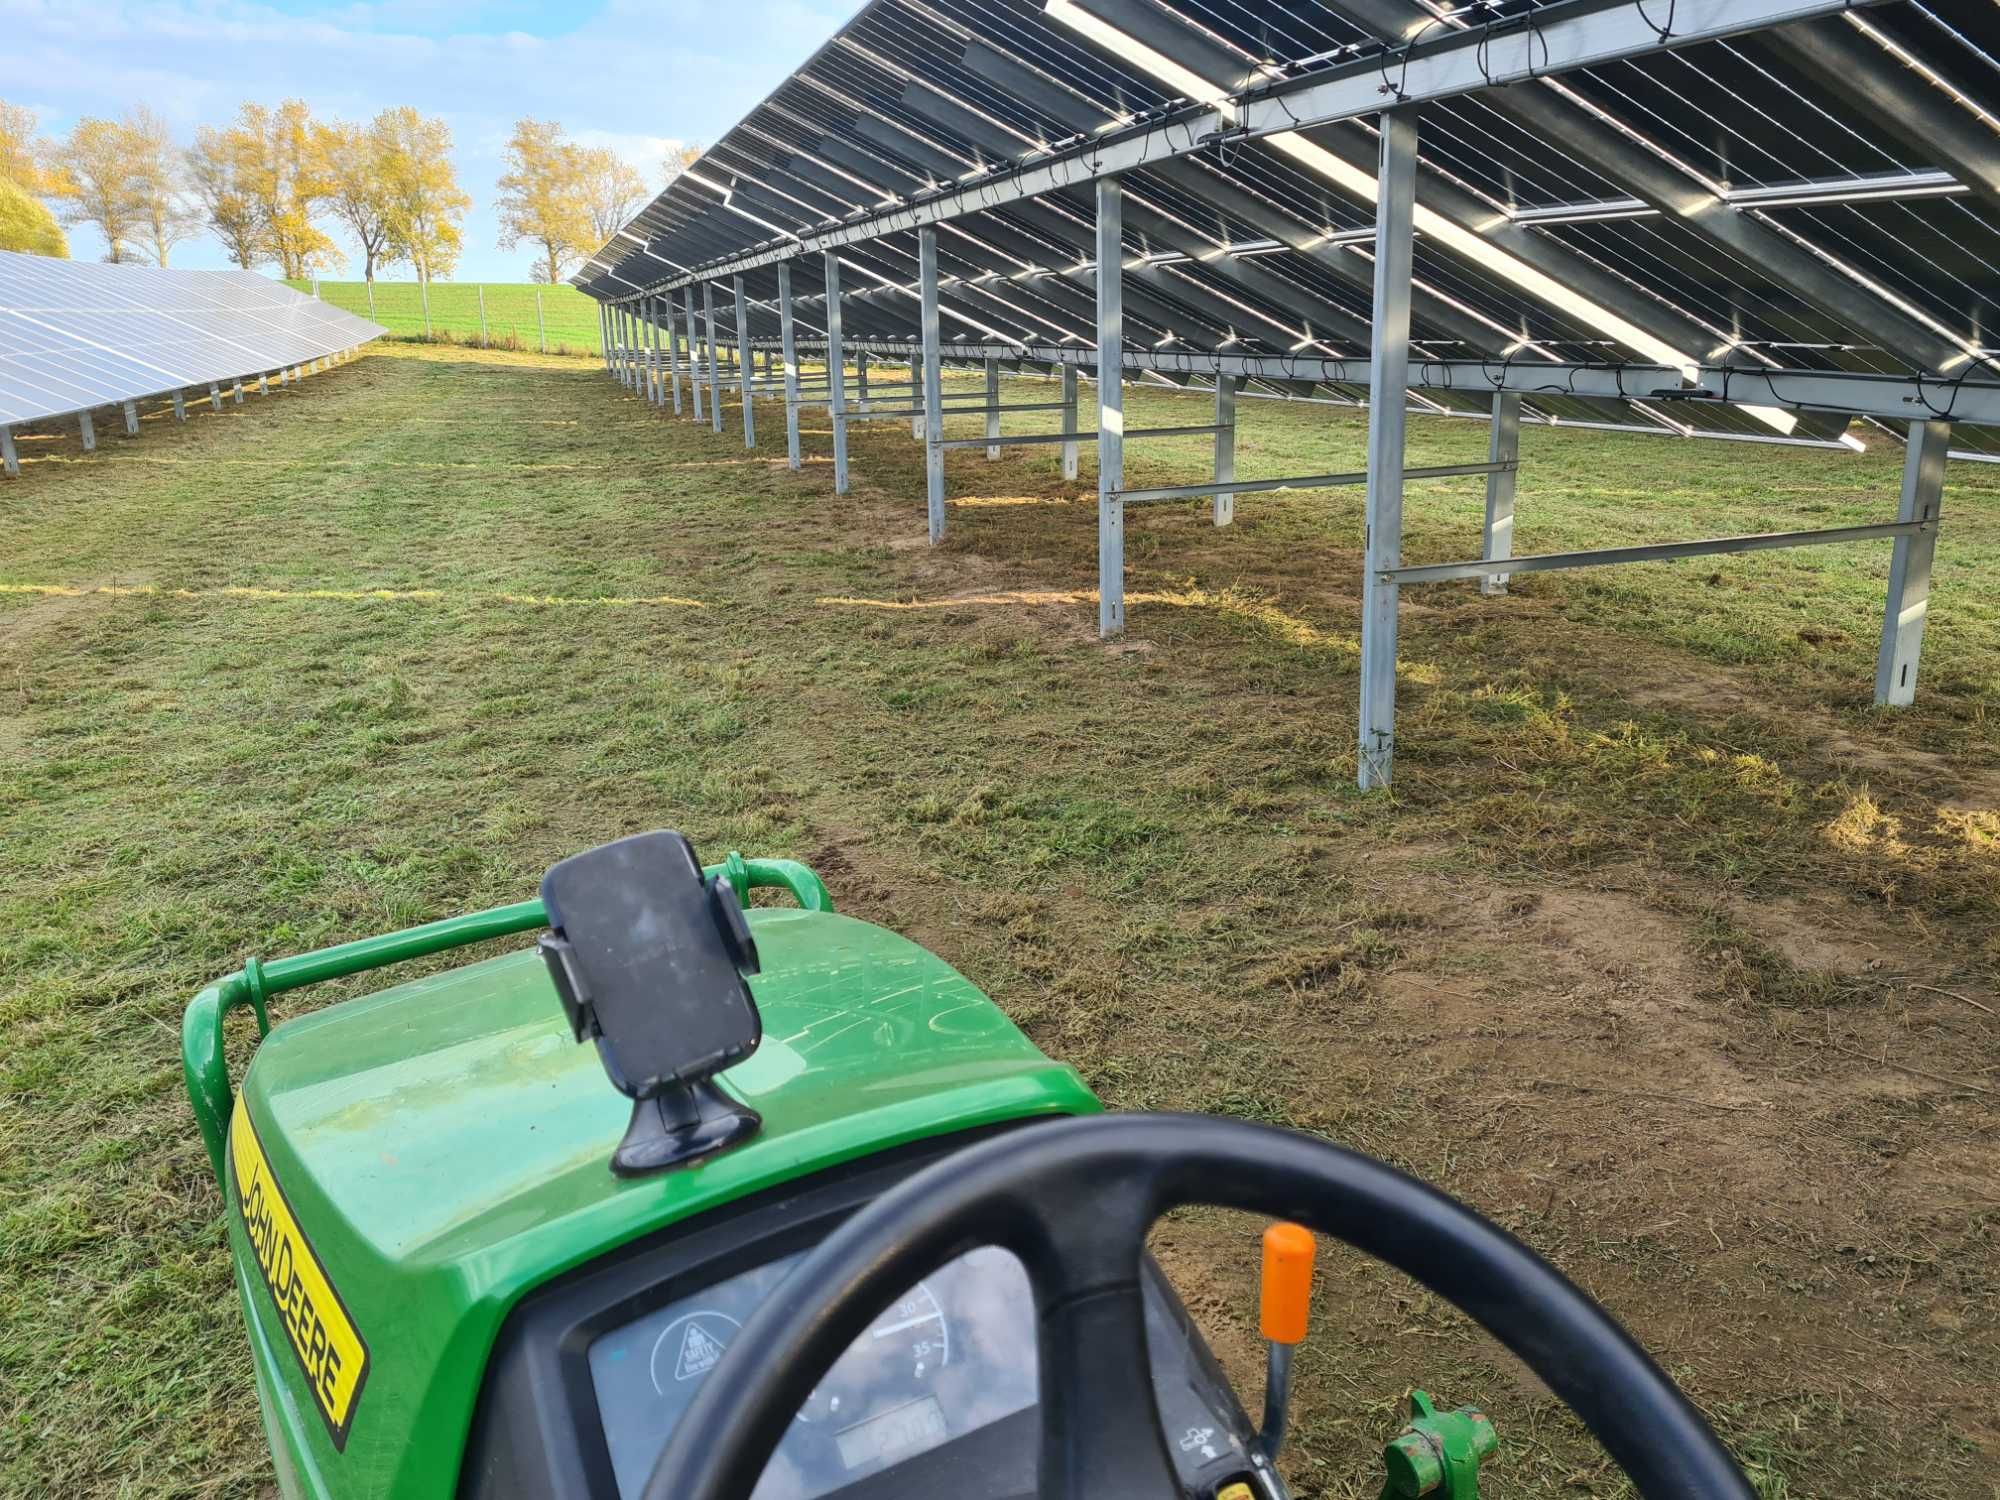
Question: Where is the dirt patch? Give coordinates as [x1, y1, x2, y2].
[1625, 654, 2000, 807]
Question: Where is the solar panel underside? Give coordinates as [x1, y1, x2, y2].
[0, 253, 384, 425]
[575, 0, 2000, 456]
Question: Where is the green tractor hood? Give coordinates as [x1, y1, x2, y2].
[183, 857, 1096, 1496]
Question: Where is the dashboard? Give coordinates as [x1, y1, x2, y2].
[459, 1132, 1267, 1500]
[589, 1244, 1036, 1498]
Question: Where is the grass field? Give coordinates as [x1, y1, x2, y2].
[285, 279, 604, 355]
[2, 343, 1996, 1497]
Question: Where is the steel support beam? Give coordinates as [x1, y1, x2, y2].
[921, 227, 946, 543]
[208, 383, 222, 413]
[775, 336, 1990, 433]
[1097, 177, 1124, 638]
[824, 252, 849, 494]
[172, 390, 186, 423]
[1390, 519, 1927, 586]
[667, 296, 683, 414]
[1213, 376, 1237, 527]
[704, 283, 723, 434]
[1120, 460, 1504, 505]
[1764, 19, 2000, 216]
[1484, 393, 1522, 595]
[685, 290, 704, 421]
[1061, 364, 1080, 482]
[1, 424, 16, 477]
[1359, 110, 1417, 792]
[122, 401, 138, 436]
[778, 261, 802, 471]
[1876, 419, 1951, 707]
[984, 356, 1000, 460]
[734, 277, 756, 447]
[79, 411, 95, 452]
[600, 303, 611, 372]
[651, 298, 666, 406]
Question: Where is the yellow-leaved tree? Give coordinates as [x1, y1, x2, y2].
[0, 178, 66, 256]
[373, 107, 470, 286]
[321, 118, 394, 283]
[126, 107, 201, 267]
[1, 99, 64, 197]
[495, 119, 597, 285]
[187, 120, 268, 269]
[190, 102, 339, 278]
[0, 98, 66, 256]
[581, 146, 647, 245]
[49, 116, 144, 261]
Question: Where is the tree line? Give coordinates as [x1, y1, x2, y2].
[0, 99, 697, 285]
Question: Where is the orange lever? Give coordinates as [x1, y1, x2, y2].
[1259, 1222, 1316, 1345]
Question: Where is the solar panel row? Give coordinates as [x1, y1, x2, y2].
[573, 0, 2000, 456]
[0, 252, 384, 428]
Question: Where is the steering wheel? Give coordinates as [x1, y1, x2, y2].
[642, 1114, 1754, 1500]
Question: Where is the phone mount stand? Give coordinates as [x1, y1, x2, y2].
[538, 831, 764, 1177]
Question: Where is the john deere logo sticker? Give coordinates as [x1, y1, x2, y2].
[231, 1103, 370, 1448]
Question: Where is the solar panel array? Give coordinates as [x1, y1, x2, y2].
[575, 0, 2000, 455]
[0, 252, 383, 427]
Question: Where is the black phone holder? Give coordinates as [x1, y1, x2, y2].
[538, 831, 764, 1177]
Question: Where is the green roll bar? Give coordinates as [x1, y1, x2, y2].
[181, 854, 833, 1186]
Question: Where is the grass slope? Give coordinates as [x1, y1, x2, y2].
[286, 279, 604, 355]
[2, 343, 1995, 1497]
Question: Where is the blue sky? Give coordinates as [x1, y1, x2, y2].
[1, 0, 857, 281]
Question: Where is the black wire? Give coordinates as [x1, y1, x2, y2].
[1632, 0, 1678, 45]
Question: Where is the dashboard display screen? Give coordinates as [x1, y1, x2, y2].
[588, 1246, 1037, 1498]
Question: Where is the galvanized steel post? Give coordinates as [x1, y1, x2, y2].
[984, 356, 1001, 459]
[921, 227, 945, 543]
[209, 382, 223, 413]
[734, 276, 756, 447]
[684, 290, 704, 422]
[123, 401, 139, 436]
[1096, 176, 1125, 638]
[824, 252, 850, 494]
[172, 390, 187, 423]
[78, 411, 95, 452]
[666, 296, 683, 414]
[1061, 363, 1079, 481]
[1483, 392, 1521, 594]
[1358, 110, 1419, 791]
[1213, 375, 1237, 526]
[857, 351, 869, 402]
[1875, 418, 1951, 706]
[1, 424, 16, 478]
[778, 261, 802, 471]
[704, 283, 723, 434]
[651, 298, 666, 406]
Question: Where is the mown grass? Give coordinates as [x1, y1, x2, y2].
[1, 344, 1994, 1498]
[284, 279, 604, 355]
